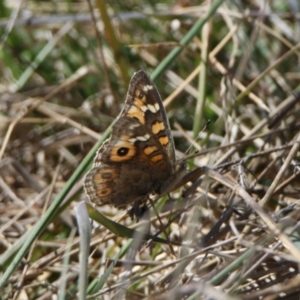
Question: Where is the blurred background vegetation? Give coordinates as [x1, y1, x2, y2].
[1, 0, 300, 299]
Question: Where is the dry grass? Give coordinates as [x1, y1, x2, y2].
[1, 1, 300, 299]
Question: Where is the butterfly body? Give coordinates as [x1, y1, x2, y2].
[84, 70, 186, 209]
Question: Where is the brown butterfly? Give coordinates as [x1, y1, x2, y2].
[84, 71, 200, 216]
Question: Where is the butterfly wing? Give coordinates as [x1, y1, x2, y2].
[120, 70, 176, 164]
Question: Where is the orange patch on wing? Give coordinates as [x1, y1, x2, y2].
[127, 106, 145, 124]
[150, 154, 163, 164]
[144, 146, 158, 156]
[133, 97, 146, 108]
[152, 122, 165, 135]
[110, 140, 136, 162]
[94, 170, 118, 183]
[158, 136, 169, 146]
[135, 89, 145, 99]
[96, 187, 112, 200]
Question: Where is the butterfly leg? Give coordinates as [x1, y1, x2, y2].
[127, 201, 149, 221]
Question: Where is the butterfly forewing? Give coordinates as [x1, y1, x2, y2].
[121, 71, 176, 163]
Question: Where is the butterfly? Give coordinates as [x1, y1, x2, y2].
[84, 70, 189, 216]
